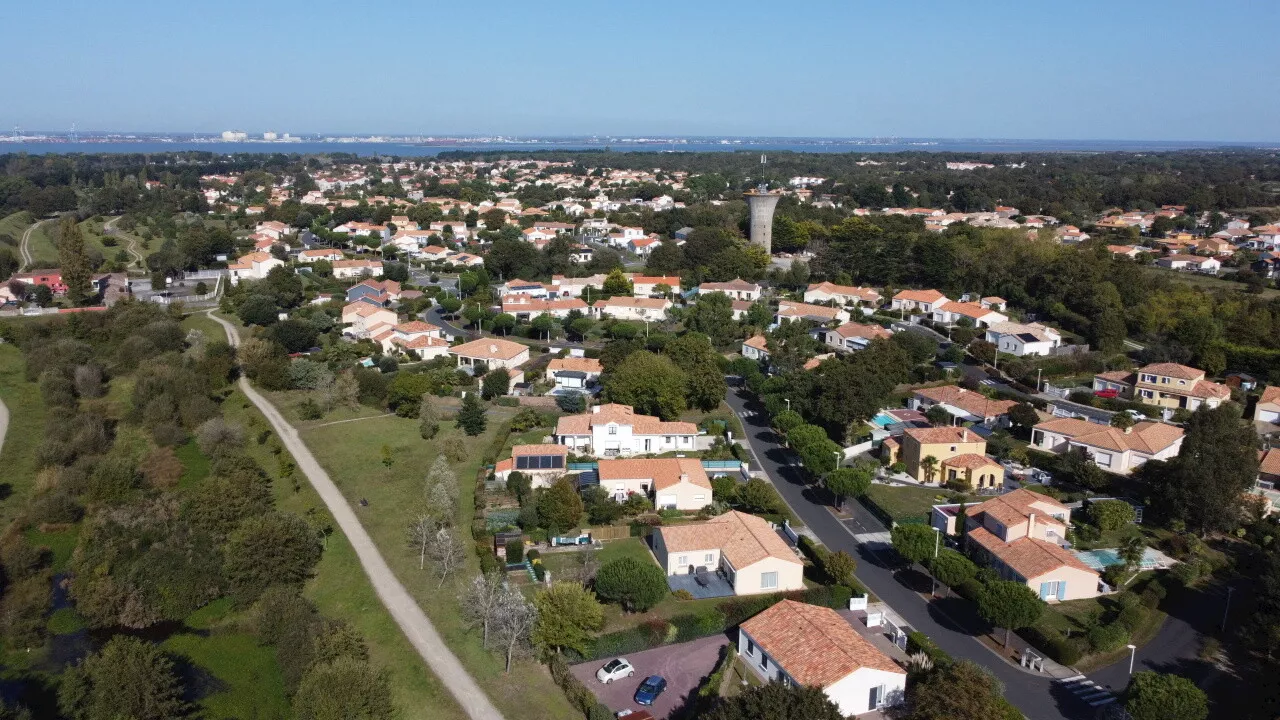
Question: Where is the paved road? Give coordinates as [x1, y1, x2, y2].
[425, 305, 472, 340]
[206, 310, 505, 720]
[725, 388, 1095, 720]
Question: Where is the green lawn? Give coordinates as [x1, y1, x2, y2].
[0, 345, 47, 527]
[865, 484, 970, 524]
[162, 632, 290, 720]
[220, 389, 472, 720]
[26, 526, 79, 572]
[0, 211, 31, 247]
[174, 439, 211, 489]
[181, 311, 227, 340]
[1141, 265, 1280, 299]
[298, 406, 579, 720]
[24, 220, 57, 269]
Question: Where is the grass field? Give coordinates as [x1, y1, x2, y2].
[180, 311, 228, 341]
[864, 483, 972, 524]
[220, 389, 471, 720]
[162, 632, 291, 720]
[23, 220, 57, 269]
[0, 345, 47, 527]
[297, 404, 580, 720]
[0, 211, 32, 248]
[1141, 265, 1280, 299]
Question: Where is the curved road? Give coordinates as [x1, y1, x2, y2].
[206, 310, 505, 720]
[724, 387, 1207, 720]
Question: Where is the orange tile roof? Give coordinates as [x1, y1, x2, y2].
[1095, 370, 1135, 384]
[659, 511, 799, 569]
[593, 297, 670, 310]
[893, 289, 946, 303]
[393, 335, 449, 350]
[394, 321, 440, 334]
[965, 488, 1068, 527]
[743, 335, 769, 351]
[830, 322, 892, 341]
[554, 404, 697, 437]
[806, 282, 882, 301]
[547, 357, 603, 374]
[1137, 362, 1204, 381]
[967, 527, 1097, 579]
[740, 600, 902, 686]
[449, 338, 529, 361]
[1260, 385, 1280, 410]
[1258, 449, 1280, 478]
[936, 300, 999, 320]
[777, 301, 840, 320]
[700, 279, 759, 292]
[511, 444, 568, 457]
[1033, 418, 1184, 455]
[902, 426, 983, 446]
[597, 458, 710, 491]
[914, 385, 1016, 419]
[941, 453, 1000, 470]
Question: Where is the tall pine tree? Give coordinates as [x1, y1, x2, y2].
[57, 216, 92, 305]
[457, 391, 487, 436]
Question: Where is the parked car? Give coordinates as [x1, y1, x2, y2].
[596, 658, 635, 684]
[1094, 389, 1119, 399]
[634, 676, 667, 706]
[1027, 468, 1053, 484]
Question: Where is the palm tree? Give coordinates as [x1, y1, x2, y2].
[921, 455, 939, 484]
[1118, 532, 1145, 575]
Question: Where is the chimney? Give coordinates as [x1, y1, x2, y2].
[962, 429, 968, 442]
[679, 473, 688, 483]
[1124, 426, 1132, 434]
[1027, 512, 1036, 539]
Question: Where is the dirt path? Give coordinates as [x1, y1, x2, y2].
[18, 220, 42, 271]
[104, 217, 145, 268]
[205, 310, 505, 720]
[0, 397, 8, 462]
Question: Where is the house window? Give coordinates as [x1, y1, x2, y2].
[705, 553, 714, 563]
[950, 445, 956, 452]
[759, 653, 768, 671]
[869, 685, 885, 709]
[781, 674, 792, 688]
[677, 556, 687, 566]
[608, 426, 617, 435]
[761, 571, 778, 589]
[1094, 453, 1112, 468]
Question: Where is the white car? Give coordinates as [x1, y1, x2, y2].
[596, 658, 635, 684]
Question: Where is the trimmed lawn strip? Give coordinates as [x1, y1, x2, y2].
[865, 483, 972, 524]
[0, 345, 47, 526]
[300, 409, 580, 720]
[220, 389, 470, 720]
[162, 632, 290, 720]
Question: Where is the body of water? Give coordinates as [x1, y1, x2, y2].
[2, 138, 1278, 156]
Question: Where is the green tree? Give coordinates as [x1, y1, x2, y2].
[292, 655, 394, 720]
[602, 268, 632, 296]
[481, 368, 511, 400]
[924, 405, 952, 426]
[977, 580, 1045, 647]
[1088, 499, 1136, 532]
[703, 682, 844, 720]
[899, 660, 1023, 720]
[822, 550, 858, 588]
[788, 423, 841, 477]
[537, 477, 584, 533]
[505, 471, 532, 505]
[418, 395, 439, 439]
[1146, 404, 1259, 535]
[531, 583, 603, 654]
[920, 455, 939, 484]
[891, 524, 937, 565]
[735, 477, 784, 515]
[1060, 446, 1108, 490]
[57, 216, 93, 304]
[457, 392, 488, 436]
[1007, 403, 1040, 432]
[1111, 411, 1136, 430]
[1123, 671, 1208, 720]
[663, 333, 726, 412]
[927, 548, 978, 588]
[490, 312, 516, 335]
[58, 636, 189, 720]
[825, 464, 873, 508]
[223, 511, 323, 605]
[593, 557, 668, 612]
[687, 292, 735, 347]
[603, 351, 687, 420]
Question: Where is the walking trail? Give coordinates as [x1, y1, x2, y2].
[18, 220, 42, 271]
[206, 310, 504, 720]
[104, 216, 146, 268]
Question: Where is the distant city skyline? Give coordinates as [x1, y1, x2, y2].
[5, 0, 1279, 142]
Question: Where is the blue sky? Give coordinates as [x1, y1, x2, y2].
[6, 0, 1278, 140]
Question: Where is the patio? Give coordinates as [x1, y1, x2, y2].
[666, 571, 735, 599]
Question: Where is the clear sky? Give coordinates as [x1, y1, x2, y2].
[6, 0, 1279, 141]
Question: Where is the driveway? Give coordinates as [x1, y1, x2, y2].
[571, 634, 730, 719]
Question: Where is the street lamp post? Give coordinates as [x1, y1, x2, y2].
[1222, 586, 1234, 633]
[930, 527, 941, 597]
[784, 398, 791, 412]
[1126, 643, 1137, 676]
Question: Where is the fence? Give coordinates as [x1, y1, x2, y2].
[588, 525, 632, 541]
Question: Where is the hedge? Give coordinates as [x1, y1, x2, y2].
[1018, 626, 1082, 666]
[857, 493, 927, 527]
[547, 653, 597, 718]
[906, 631, 953, 667]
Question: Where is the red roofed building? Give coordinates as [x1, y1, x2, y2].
[554, 403, 698, 457]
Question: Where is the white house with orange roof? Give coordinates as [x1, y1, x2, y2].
[738, 600, 905, 715]
[255, 220, 290, 240]
[984, 321, 1062, 357]
[298, 248, 345, 264]
[332, 259, 384, 279]
[946, 489, 1100, 602]
[803, 282, 882, 307]
[501, 295, 587, 321]
[420, 245, 451, 263]
[775, 300, 850, 325]
[652, 511, 803, 595]
[819, 322, 892, 352]
[597, 458, 712, 511]
[554, 403, 698, 457]
[741, 335, 769, 362]
[629, 275, 682, 297]
[448, 338, 530, 372]
[228, 252, 284, 285]
[591, 296, 671, 322]
[628, 236, 662, 256]
[341, 302, 398, 336]
[890, 289, 949, 314]
[1255, 385, 1280, 424]
[930, 300, 1007, 328]
[883, 426, 1003, 490]
[492, 444, 568, 489]
[383, 321, 448, 360]
[697, 278, 762, 302]
[1031, 418, 1184, 474]
[909, 384, 1017, 427]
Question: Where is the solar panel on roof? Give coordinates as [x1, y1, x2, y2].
[1015, 333, 1039, 342]
[515, 455, 565, 470]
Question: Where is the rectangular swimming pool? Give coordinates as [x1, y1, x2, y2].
[1074, 548, 1164, 571]
[871, 412, 897, 428]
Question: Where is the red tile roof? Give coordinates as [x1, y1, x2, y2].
[740, 600, 902, 686]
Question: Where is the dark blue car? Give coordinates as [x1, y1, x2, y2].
[633, 675, 667, 706]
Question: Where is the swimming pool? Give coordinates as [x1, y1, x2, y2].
[871, 412, 897, 428]
[1074, 548, 1165, 571]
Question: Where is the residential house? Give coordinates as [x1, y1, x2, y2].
[1156, 254, 1221, 273]
[385, 321, 449, 360]
[254, 220, 289, 240]
[1260, 449, 1280, 488]
[955, 489, 1100, 602]
[737, 600, 905, 716]
[1256, 386, 1280, 424]
[698, 279, 762, 302]
[492, 444, 569, 489]
[930, 301, 1008, 328]
[550, 274, 607, 299]
[628, 236, 662, 256]
[1091, 363, 1230, 415]
[554, 403, 698, 457]
[890, 289, 949, 314]
[1253, 225, 1280, 247]
[591, 296, 671, 322]
[545, 357, 603, 391]
[1108, 245, 1142, 259]
[729, 300, 754, 321]
[908, 385, 1016, 428]
[984, 322, 1062, 357]
[420, 245, 451, 263]
[449, 253, 485, 268]
[629, 275, 682, 297]
[346, 279, 402, 306]
[449, 338, 530, 371]
[7, 271, 67, 295]
[501, 294, 587, 321]
[885, 426, 1004, 490]
[597, 458, 713, 511]
[652, 511, 803, 595]
[501, 279, 548, 298]
[775, 301, 850, 325]
[742, 335, 770, 362]
[332, 259, 384, 279]
[1057, 225, 1090, 244]
[228, 252, 284, 285]
[341, 302, 397, 336]
[804, 282, 882, 307]
[1030, 418, 1184, 474]
[820, 322, 892, 352]
[298, 248, 345, 264]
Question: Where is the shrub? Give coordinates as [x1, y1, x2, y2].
[906, 631, 953, 667]
[1021, 626, 1081, 666]
[26, 492, 84, 526]
[1088, 499, 1136, 532]
[928, 548, 978, 588]
[1088, 622, 1131, 653]
[1117, 604, 1148, 633]
[956, 578, 986, 601]
[547, 653, 596, 716]
[672, 589, 694, 601]
[505, 539, 524, 564]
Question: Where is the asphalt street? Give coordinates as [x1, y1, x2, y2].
[723, 387, 1210, 720]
